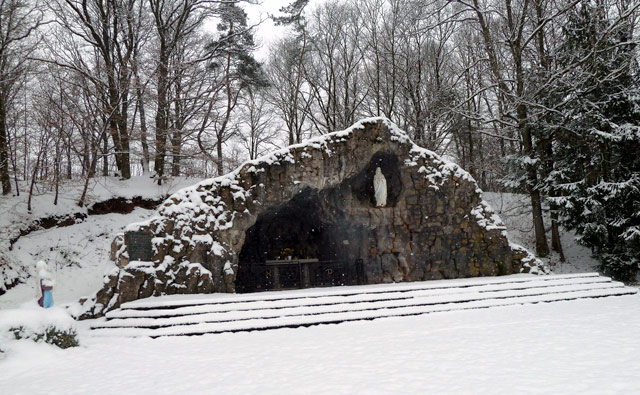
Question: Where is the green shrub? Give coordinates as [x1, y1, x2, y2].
[11, 325, 79, 349]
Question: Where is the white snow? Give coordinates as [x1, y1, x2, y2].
[1, 293, 640, 394]
[0, 207, 156, 311]
[0, 176, 198, 294]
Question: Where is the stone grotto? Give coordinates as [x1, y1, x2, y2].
[79, 118, 543, 318]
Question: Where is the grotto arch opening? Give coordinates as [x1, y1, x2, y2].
[235, 187, 366, 293]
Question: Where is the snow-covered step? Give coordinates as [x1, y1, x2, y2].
[88, 274, 637, 337]
[117, 272, 603, 311]
[89, 286, 636, 338]
[95, 281, 624, 329]
[104, 273, 612, 320]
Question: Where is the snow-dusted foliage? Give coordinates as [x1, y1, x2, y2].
[0, 304, 78, 350]
[542, 4, 640, 281]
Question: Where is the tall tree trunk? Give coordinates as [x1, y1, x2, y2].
[8, 126, 19, 196]
[102, 130, 109, 176]
[66, 136, 72, 180]
[518, 103, 550, 257]
[0, 96, 11, 195]
[117, 114, 131, 179]
[216, 40, 235, 176]
[154, 50, 170, 184]
[291, 32, 307, 145]
[28, 132, 48, 212]
[472, 0, 549, 256]
[78, 143, 101, 208]
[216, 138, 223, 176]
[171, 82, 183, 177]
[54, 135, 60, 205]
[134, 72, 150, 174]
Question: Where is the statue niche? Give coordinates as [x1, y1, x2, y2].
[351, 151, 402, 208]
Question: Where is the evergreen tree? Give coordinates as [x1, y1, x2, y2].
[547, 2, 640, 281]
[198, 1, 266, 175]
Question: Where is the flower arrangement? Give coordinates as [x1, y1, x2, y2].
[280, 248, 294, 260]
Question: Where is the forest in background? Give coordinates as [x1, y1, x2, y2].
[0, 0, 638, 280]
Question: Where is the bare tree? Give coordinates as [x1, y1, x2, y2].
[238, 87, 279, 160]
[272, 0, 309, 144]
[264, 38, 311, 144]
[148, 0, 210, 183]
[50, 0, 146, 180]
[0, 0, 44, 195]
[451, 0, 552, 256]
[305, 1, 367, 133]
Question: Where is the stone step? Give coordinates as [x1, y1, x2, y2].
[95, 281, 624, 329]
[89, 274, 637, 337]
[102, 275, 614, 321]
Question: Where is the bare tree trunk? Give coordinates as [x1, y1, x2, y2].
[54, 134, 60, 205]
[78, 127, 106, 207]
[291, 32, 306, 145]
[171, 80, 183, 177]
[28, 132, 48, 212]
[154, 56, 169, 184]
[0, 96, 11, 195]
[134, 71, 150, 174]
[27, 163, 39, 212]
[78, 145, 100, 208]
[216, 138, 223, 176]
[66, 136, 72, 179]
[102, 130, 108, 176]
[471, 0, 549, 256]
[7, 121, 20, 195]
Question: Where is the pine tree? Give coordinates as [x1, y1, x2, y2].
[547, 2, 640, 281]
[199, 1, 266, 175]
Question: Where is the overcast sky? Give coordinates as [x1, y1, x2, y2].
[245, 0, 325, 60]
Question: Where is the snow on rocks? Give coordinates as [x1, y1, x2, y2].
[80, 118, 546, 318]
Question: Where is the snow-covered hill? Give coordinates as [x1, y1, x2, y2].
[0, 176, 198, 302]
[483, 192, 601, 274]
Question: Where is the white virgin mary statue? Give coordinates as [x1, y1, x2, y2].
[373, 167, 387, 207]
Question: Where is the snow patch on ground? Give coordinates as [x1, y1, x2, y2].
[0, 303, 77, 351]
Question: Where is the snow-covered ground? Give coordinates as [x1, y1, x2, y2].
[2, 293, 639, 394]
[0, 207, 154, 310]
[0, 176, 197, 296]
[2, 180, 638, 394]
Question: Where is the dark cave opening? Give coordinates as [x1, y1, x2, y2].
[235, 188, 364, 293]
[238, 188, 328, 264]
